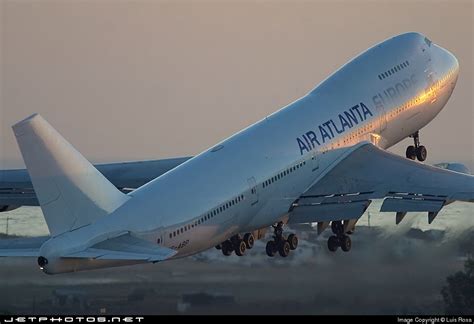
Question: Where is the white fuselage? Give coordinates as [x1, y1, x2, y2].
[39, 32, 459, 273]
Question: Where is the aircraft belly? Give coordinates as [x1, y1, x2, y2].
[243, 197, 292, 231]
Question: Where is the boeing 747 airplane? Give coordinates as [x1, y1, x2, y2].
[1, 32, 473, 274]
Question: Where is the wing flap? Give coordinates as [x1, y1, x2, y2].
[381, 197, 445, 213]
[289, 200, 371, 224]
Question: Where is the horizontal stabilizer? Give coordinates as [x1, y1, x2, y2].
[64, 233, 177, 262]
[0, 236, 49, 257]
[0, 249, 39, 257]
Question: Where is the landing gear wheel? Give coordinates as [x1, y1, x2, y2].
[416, 145, 427, 162]
[328, 235, 339, 252]
[215, 244, 222, 250]
[331, 221, 344, 235]
[406, 145, 416, 160]
[243, 233, 254, 249]
[287, 234, 298, 250]
[235, 240, 246, 256]
[266, 241, 277, 257]
[340, 235, 352, 252]
[221, 241, 233, 256]
[278, 241, 291, 257]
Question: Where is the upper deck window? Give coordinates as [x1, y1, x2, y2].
[378, 60, 410, 81]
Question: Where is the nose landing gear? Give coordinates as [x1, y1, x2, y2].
[406, 131, 427, 161]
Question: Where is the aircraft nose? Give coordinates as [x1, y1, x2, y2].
[437, 44, 459, 73]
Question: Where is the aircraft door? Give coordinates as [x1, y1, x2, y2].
[247, 177, 259, 205]
[311, 151, 319, 172]
[157, 231, 165, 246]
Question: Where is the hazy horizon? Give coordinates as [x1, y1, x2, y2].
[1, 0, 473, 170]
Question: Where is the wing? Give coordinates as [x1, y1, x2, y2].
[289, 142, 474, 226]
[63, 233, 177, 262]
[0, 236, 49, 257]
[0, 157, 191, 210]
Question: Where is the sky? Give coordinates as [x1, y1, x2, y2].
[0, 0, 473, 170]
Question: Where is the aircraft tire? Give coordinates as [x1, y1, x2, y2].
[406, 145, 416, 160]
[328, 235, 339, 252]
[416, 145, 427, 162]
[222, 241, 233, 256]
[235, 240, 246, 256]
[243, 233, 254, 249]
[278, 241, 291, 257]
[340, 235, 352, 252]
[287, 234, 298, 250]
[266, 241, 277, 257]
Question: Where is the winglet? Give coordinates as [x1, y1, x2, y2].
[12, 114, 130, 236]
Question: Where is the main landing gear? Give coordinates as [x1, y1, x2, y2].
[265, 222, 298, 258]
[327, 221, 352, 252]
[405, 131, 427, 161]
[216, 232, 255, 257]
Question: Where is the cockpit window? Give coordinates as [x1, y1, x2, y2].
[424, 37, 432, 47]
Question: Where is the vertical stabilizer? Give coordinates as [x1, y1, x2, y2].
[12, 114, 130, 236]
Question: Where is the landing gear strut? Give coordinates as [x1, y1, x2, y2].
[327, 220, 352, 252]
[266, 222, 298, 257]
[406, 131, 427, 161]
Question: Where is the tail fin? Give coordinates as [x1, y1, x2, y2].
[12, 114, 130, 236]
